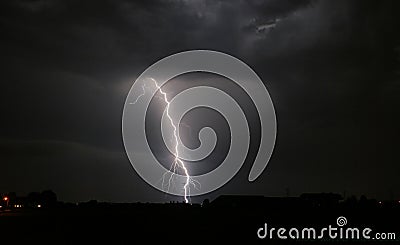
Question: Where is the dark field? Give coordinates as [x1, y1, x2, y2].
[1, 196, 399, 244]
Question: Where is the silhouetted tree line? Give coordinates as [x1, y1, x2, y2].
[1, 190, 57, 209]
[1, 191, 399, 210]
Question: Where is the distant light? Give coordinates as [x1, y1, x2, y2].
[3, 197, 8, 201]
[0, 205, 2, 208]
[379, 201, 382, 204]
[37, 204, 41, 208]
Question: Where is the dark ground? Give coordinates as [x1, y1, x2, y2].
[1, 196, 399, 244]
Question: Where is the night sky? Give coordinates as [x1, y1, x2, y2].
[1, 0, 399, 203]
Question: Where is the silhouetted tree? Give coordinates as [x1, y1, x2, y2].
[27, 192, 41, 207]
[360, 195, 367, 204]
[40, 190, 57, 207]
[345, 195, 358, 207]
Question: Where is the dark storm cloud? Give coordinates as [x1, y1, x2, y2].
[0, 0, 399, 201]
[0, 0, 315, 147]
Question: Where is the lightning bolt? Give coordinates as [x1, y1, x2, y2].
[129, 78, 192, 203]
[129, 83, 146, 105]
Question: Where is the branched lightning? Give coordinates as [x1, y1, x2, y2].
[129, 83, 147, 105]
[129, 78, 193, 203]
